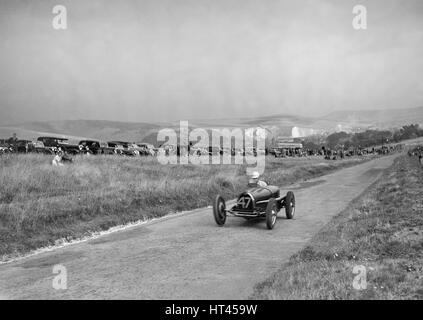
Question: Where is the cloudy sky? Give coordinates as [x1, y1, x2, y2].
[0, 0, 422, 124]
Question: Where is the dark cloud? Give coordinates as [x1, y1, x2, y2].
[0, 0, 422, 124]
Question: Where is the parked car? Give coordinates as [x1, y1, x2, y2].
[30, 141, 54, 154]
[0, 140, 12, 154]
[107, 141, 137, 156]
[78, 140, 115, 155]
[14, 140, 32, 153]
[136, 143, 156, 156]
[99, 142, 116, 155]
[127, 143, 143, 156]
[37, 137, 80, 155]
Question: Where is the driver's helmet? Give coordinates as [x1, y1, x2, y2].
[251, 171, 260, 179]
[248, 171, 261, 186]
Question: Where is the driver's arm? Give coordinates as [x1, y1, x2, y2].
[257, 180, 268, 187]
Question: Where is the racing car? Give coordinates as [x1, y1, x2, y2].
[213, 185, 295, 230]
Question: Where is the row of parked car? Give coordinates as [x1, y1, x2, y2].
[0, 136, 157, 156]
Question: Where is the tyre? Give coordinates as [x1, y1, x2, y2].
[266, 198, 277, 230]
[285, 191, 295, 219]
[213, 195, 226, 226]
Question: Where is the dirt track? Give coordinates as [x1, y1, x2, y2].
[0, 155, 398, 299]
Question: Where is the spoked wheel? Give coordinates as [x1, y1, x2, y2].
[285, 191, 295, 219]
[213, 195, 227, 226]
[266, 198, 277, 230]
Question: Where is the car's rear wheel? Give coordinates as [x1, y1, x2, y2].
[266, 198, 277, 230]
[285, 191, 295, 219]
[213, 195, 226, 226]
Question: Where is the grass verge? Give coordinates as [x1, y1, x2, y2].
[251, 153, 423, 299]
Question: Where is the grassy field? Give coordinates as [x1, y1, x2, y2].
[0, 153, 372, 259]
[252, 153, 423, 299]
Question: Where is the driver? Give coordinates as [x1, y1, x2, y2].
[248, 171, 268, 187]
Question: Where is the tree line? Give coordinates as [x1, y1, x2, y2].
[301, 124, 423, 150]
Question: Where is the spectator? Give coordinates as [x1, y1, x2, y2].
[52, 152, 64, 166]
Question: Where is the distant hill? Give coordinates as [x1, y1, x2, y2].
[0, 115, 312, 144]
[322, 106, 423, 127]
[1, 107, 422, 144]
[0, 120, 162, 144]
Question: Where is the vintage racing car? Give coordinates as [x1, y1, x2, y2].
[213, 185, 295, 230]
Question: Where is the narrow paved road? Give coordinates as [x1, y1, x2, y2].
[0, 155, 397, 299]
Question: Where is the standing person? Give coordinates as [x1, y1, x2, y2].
[419, 152, 422, 165]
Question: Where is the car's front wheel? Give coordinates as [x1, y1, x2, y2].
[266, 198, 277, 230]
[285, 191, 295, 219]
[213, 195, 227, 226]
